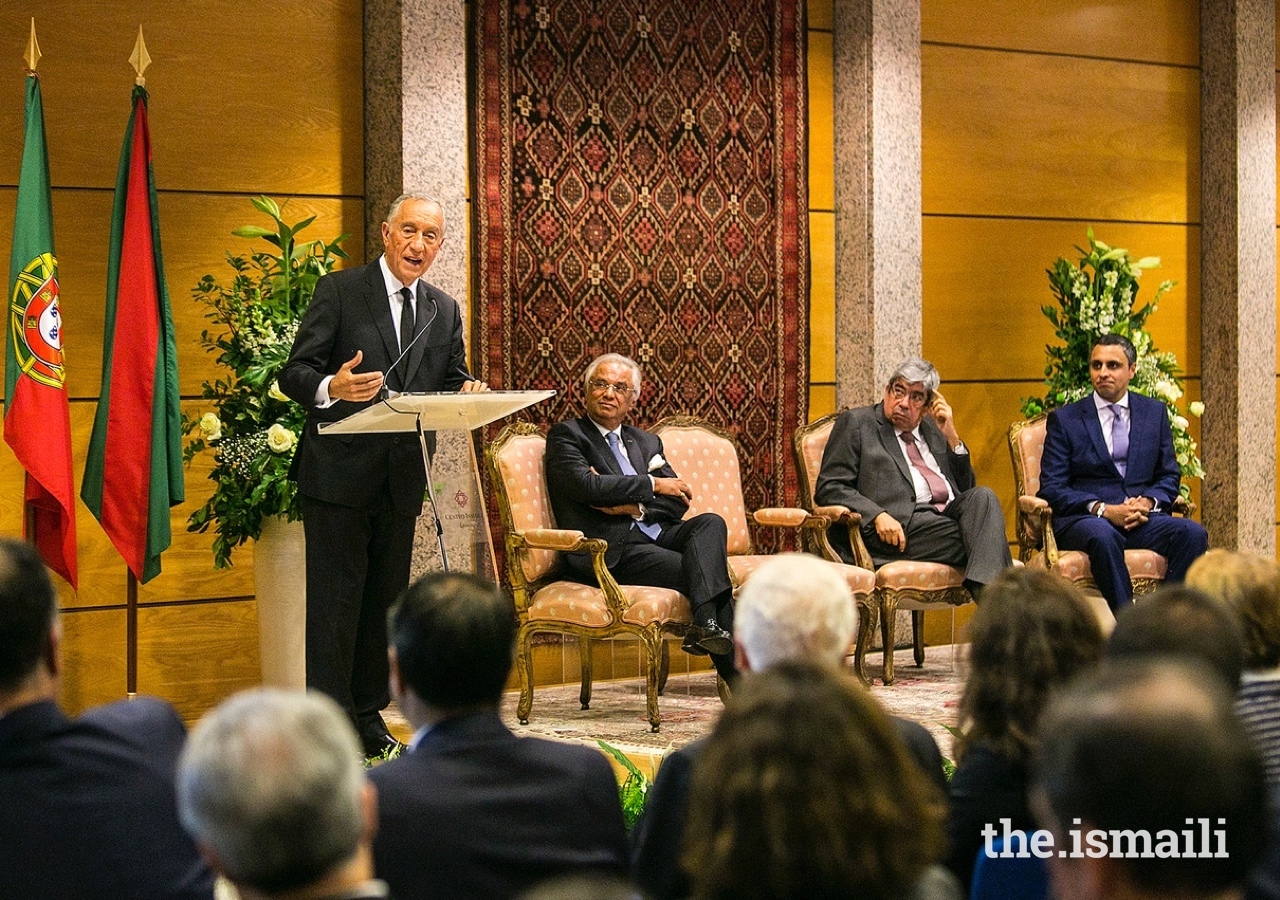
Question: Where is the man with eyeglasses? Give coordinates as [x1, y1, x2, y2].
[544, 353, 737, 683]
[280, 193, 487, 757]
[814, 358, 1011, 597]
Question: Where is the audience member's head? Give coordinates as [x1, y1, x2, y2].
[734, 553, 855, 672]
[684, 661, 946, 900]
[1187, 549, 1280, 671]
[958, 567, 1104, 763]
[1107, 585, 1245, 689]
[177, 689, 376, 899]
[0, 537, 60, 705]
[1033, 659, 1267, 900]
[388, 572, 516, 725]
[517, 874, 645, 900]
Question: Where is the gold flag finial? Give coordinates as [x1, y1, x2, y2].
[24, 18, 41, 73]
[129, 26, 151, 86]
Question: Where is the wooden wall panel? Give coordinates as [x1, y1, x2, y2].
[57, 608, 128, 713]
[811, 212, 835, 383]
[809, 384, 836, 420]
[136, 600, 260, 722]
[923, 0, 1198, 67]
[0, 190, 364, 400]
[923, 45, 1200, 222]
[924, 218, 1200, 382]
[809, 0, 832, 32]
[0, 1, 363, 195]
[808, 31, 834, 211]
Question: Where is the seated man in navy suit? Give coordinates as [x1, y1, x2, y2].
[545, 353, 736, 679]
[1038, 333, 1208, 610]
[369, 572, 629, 900]
[0, 538, 215, 900]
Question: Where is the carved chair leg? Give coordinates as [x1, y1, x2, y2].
[657, 639, 671, 694]
[880, 591, 900, 685]
[642, 632, 662, 732]
[516, 624, 536, 725]
[912, 610, 925, 667]
[852, 595, 877, 686]
[578, 637, 593, 710]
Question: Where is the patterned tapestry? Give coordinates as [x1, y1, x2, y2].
[474, 0, 809, 521]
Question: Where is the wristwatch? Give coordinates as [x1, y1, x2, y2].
[1094, 502, 1106, 518]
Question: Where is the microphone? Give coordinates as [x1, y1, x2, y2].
[377, 293, 439, 403]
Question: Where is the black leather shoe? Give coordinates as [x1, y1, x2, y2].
[681, 625, 710, 657]
[361, 730, 407, 760]
[695, 621, 733, 656]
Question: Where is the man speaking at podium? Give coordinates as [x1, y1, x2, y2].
[280, 193, 486, 756]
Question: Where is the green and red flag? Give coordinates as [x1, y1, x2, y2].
[81, 84, 183, 583]
[5, 72, 77, 589]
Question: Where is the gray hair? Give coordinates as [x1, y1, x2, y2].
[177, 689, 366, 894]
[887, 358, 940, 397]
[736, 553, 856, 671]
[583, 353, 642, 398]
[386, 192, 445, 230]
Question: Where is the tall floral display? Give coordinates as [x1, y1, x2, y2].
[184, 197, 348, 566]
[1021, 228, 1203, 501]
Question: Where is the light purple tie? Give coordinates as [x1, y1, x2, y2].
[901, 431, 949, 511]
[1109, 404, 1128, 477]
[607, 432, 661, 539]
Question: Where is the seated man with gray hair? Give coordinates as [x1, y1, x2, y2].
[631, 553, 947, 900]
[177, 689, 387, 900]
[815, 357, 1011, 597]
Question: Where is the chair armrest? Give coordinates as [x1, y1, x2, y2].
[752, 507, 826, 529]
[812, 504, 863, 528]
[520, 528, 588, 552]
[1172, 496, 1195, 517]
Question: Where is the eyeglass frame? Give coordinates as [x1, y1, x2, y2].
[587, 378, 638, 397]
[888, 381, 931, 407]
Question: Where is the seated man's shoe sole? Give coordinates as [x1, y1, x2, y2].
[695, 623, 733, 656]
[362, 732, 407, 760]
[681, 626, 710, 657]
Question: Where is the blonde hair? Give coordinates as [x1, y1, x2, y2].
[1187, 549, 1280, 670]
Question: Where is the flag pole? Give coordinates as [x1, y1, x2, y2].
[122, 27, 150, 702]
[21, 20, 39, 551]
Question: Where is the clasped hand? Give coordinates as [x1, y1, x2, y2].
[1103, 496, 1154, 531]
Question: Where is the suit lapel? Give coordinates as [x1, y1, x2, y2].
[581, 417, 625, 475]
[1080, 398, 1116, 474]
[620, 426, 647, 475]
[1125, 394, 1154, 478]
[920, 421, 958, 491]
[365, 262, 399, 369]
[874, 407, 913, 489]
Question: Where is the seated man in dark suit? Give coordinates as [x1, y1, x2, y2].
[545, 352, 736, 679]
[631, 553, 950, 900]
[1038, 333, 1208, 610]
[369, 572, 629, 900]
[177, 689, 388, 900]
[814, 357, 1011, 596]
[0, 538, 215, 900]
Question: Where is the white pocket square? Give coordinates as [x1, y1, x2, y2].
[647, 454, 666, 472]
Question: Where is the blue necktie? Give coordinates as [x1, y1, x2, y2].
[606, 432, 661, 539]
[1109, 404, 1129, 477]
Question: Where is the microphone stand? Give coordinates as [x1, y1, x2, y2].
[415, 411, 451, 572]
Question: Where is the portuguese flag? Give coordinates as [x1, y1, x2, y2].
[81, 85, 183, 584]
[5, 73, 77, 588]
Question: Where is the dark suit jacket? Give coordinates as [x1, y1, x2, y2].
[544, 416, 690, 570]
[945, 742, 1034, 891]
[814, 403, 976, 528]
[1037, 391, 1181, 527]
[369, 710, 629, 900]
[0, 698, 216, 900]
[278, 260, 470, 515]
[631, 717, 948, 900]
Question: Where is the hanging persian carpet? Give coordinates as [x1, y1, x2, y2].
[473, 0, 809, 519]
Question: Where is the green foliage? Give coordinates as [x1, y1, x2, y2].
[182, 196, 349, 567]
[1022, 228, 1203, 499]
[597, 740, 651, 831]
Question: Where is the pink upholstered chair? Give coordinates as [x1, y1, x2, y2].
[486, 422, 692, 732]
[1008, 415, 1191, 597]
[794, 413, 974, 685]
[653, 416, 877, 680]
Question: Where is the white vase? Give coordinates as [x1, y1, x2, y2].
[254, 516, 307, 690]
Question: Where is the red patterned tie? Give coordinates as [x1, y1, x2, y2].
[901, 431, 949, 511]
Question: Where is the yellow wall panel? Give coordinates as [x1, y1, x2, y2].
[136, 600, 260, 722]
[0, 1, 363, 195]
[809, 0, 832, 32]
[923, 45, 1199, 223]
[810, 212, 835, 382]
[923, 0, 1198, 67]
[810, 384, 836, 420]
[58, 607, 128, 714]
[808, 32, 834, 211]
[924, 218, 1200, 382]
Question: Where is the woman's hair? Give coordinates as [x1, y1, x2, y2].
[956, 567, 1104, 763]
[682, 661, 946, 900]
[1186, 549, 1280, 670]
